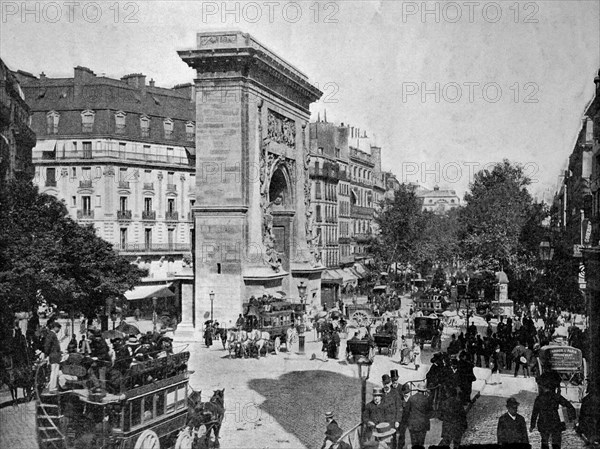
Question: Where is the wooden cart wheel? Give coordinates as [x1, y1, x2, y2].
[274, 337, 281, 354]
[174, 428, 193, 449]
[351, 310, 370, 327]
[390, 339, 398, 357]
[134, 429, 160, 449]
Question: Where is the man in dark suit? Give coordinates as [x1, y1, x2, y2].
[530, 385, 576, 449]
[363, 388, 389, 441]
[497, 397, 529, 446]
[389, 370, 406, 449]
[403, 381, 432, 449]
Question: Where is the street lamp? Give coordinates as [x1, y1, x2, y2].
[539, 239, 555, 262]
[152, 296, 158, 332]
[209, 291, 215, 323]
[297, 282, 308, 354]
[357, 356, 373, 441]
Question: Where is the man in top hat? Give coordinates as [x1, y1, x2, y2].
[389, 370, 407, 449]
[497, 397, 529, 446]
[381, 374, 400, 426]
[403, 381, 432, 449]
[363, 388, 389, 441]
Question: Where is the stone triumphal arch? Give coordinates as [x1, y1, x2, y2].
[177, 32, 324, 334]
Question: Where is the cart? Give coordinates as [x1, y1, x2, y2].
[537, 345, 588, 410]
[346, 304, 373, 327]
[413, 316, 441, 349]
[373, 333, 397, 357]
[345, 339, 375, 364]
[243, 301, 298, 355]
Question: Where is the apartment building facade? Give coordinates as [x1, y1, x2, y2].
[16, 67, 196, 280]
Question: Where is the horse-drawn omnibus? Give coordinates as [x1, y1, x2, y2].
[35, 349, 221, 449]
[242, 301, 300, 354]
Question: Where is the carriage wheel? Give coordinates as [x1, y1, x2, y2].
[174, 428, 193, 449]
[274, 337, 281, 354]
[288, 328, 299, 345]
[390, 340, 398, 357]
[134, 429, 160, 449]
[351, 310, 370, 327]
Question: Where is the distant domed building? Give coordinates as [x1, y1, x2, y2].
[416, 185, 461, 214]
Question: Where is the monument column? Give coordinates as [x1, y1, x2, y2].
[179, 32, 323, 331]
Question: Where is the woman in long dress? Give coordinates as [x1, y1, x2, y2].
[412, 341, 422, 370]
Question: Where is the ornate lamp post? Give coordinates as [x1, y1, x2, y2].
[152, 296, 158, 332]
[357, 356, 373, 441]
[297, 282, 307, 354]
[209, 291, 215, 323]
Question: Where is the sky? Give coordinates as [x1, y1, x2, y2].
[2, 0, 599, 200]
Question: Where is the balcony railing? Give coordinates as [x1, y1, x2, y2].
[166, 184, 177, 192]
[350, 205, 373, 218]
[77, 209, 94, 219]
[142, 210, 156, 221]
[32, 148, 193, 166]
[82, 149, 93, 159]
[165, 211, 179, 221]
[115, 243, 191, 253]
[143, 182, 154, 190]
[117, 210, 132, 220]
[45, 179, 57, 187]
[118, 181, 130, 189]
[79, 180, 93, 188]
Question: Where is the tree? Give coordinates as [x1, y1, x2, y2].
[371, 184, 425, 271]
[0, 179, 147, 338]
[460, 160, 538, 271]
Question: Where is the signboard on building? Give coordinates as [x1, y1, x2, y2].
[574, 244, 584, 257]
[582, 219, 592, 245]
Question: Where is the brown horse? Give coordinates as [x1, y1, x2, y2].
[0, 355, 34, 405]
[187, 388, 225, 447]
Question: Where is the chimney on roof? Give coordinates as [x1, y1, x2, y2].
[39, 72, 46, 79]
[121, 73, 147, 95]
[317, 112, 321, 122]
[341, 122, 344, 127]
[149, 78, 155, 87]
[433, 185, 440, 191]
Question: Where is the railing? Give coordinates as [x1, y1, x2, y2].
[142, 210, 156, 221]
[33, 148, 193, 166]
[117, 210, 132, 220]
[45, 179, 57, 187]
[77, 209, 94, 219]
[143, 182, 154, 190]
[118, 181, 130, 189]
[351, 205, 373, 217]
[79, 180, 93, 188]
[115, 243, 190, 252]
[166, 184, 177, 191]
[165, 211, 179, 221]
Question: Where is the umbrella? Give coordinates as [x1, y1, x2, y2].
[116, 322, 140, 336]
[275, 290, 287, 298]
[102, 329, 125, 340]
[316, 311, 328, 319]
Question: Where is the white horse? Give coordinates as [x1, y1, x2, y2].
[247, 329, 270, 358]
[227, 330, 248, 358]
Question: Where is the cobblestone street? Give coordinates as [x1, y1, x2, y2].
[462, 374, 586, 448]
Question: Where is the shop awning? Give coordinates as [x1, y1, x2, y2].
[353, 263, 368, 277]
[33, 139, 57, 154]
[341, 268, 359, 286]
[322, 269, 343, 285]
[124, 283, 174, 301]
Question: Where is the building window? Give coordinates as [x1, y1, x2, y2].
[167, 147, 174, 163]
[143, 145, 151, 159]
[120, 228, 127, 249]
[167, 198, 175, 214]
[46, 111, 60, 134]
[144, 229, 152, 249]
[315, 181, 322, 200]
[82, 195, 91, 214]
[82, 141, 92, 159]
[82, 167, 91, 180]
[167, 229, 174, 249]
[119, 142, 126, 158]
[119, 196, 128, 212]
[144, 197, 152, 213]
[81, 110, 95, 133]
[336, 148, 340, 158]
[95, 167, 102, 179]
[71, 167, 77, 179]
[163, 118, 174, 139]
[115, 111, 126, 134]
[316, 205, 322, 223]
[144, 169, 152, 182]
[140, 115, 150, 138]
[186, 122, 195, 141]
[71, 196, 76, 207]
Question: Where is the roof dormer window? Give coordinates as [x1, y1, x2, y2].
[140, 115, 150, 138]
[46, 110, 60, 135]
[115, 111, 126, 134]
[185, 122, 195, 141]
[81, 110, 95, 133]
[163, 118, 174, 140]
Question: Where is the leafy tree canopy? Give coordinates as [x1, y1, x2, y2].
[0, 179, 147, 338]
